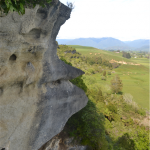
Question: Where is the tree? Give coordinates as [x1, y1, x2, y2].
[122, 51, 131, 59]
[126, 53, 131, 59]
[111, 75, 123, 94]
[66, 99, 106, 149]
[96, 89, 104, 103]
[0, 0, 52, 15]
[103, 70, 106, 76]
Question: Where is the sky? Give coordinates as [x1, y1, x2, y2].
[57, 0, 150, 41]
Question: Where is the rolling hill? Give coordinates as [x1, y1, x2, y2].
[56, 38, 149, 51]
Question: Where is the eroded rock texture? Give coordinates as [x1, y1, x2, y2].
[39, 125, 91, 150]
[39, 134, 88, 150]
[0, 1, 88, 150]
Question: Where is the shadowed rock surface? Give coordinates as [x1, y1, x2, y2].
[0, 0, 88, 150]
[39, 126, 90, 150]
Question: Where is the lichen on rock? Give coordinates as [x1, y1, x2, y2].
[0, 1, 88, 150]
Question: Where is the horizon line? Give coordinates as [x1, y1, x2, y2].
[56, 37, 150, 41]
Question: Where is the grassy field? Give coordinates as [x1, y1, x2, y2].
[69, 45, 149, 110]
[69, 45, 136, 63]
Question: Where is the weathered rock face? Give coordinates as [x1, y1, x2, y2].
[39, 126, 90, 150]
[39, 135, 88, 150]
[0, 1, 88, 150]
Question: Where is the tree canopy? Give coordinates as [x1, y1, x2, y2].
[0, 0, 52, 15]
[111, 75, 123, 94]
[122, 51, 131, 59]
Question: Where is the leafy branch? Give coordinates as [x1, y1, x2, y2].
[0, 0, 52, 15]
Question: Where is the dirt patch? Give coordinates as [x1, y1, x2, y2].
[139, 115, 150, 127]
[109, 59, 140, 65]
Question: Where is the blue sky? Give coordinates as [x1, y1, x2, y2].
[57, 0, 150, 41]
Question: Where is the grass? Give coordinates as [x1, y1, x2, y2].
[69, 45, 149, 110]
[131, 58, 149, 69]
[69, 45, 131, 62]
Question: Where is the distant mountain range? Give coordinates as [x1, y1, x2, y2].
[56, 37, 150, 51]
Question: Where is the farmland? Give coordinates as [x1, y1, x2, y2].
[69, 45, 149, 109]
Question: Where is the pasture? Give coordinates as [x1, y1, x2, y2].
[69, 45, 149, 110]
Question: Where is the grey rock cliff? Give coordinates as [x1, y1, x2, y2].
[39, 126, 91, 150]
[0, 1, 88, 150]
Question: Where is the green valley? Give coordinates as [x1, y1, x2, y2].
[57, 43, 149, 150]
[69, 45, 149, 109]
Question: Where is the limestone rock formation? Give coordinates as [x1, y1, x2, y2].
[39, 125, 91, 150]
[39, 136, 88, 150]
[0, 1, 88, 150]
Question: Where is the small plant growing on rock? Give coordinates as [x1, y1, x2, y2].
[66, 1, 75, 11]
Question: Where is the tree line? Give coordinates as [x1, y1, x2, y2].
[122, 51, 131, 59]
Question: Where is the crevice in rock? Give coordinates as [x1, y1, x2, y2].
[36, 8, 48, 19]
[22, 28, 48, 40]
[52, 79, 61, 85]
[0, 87, 3, 96]
[9, 54, 17, 61]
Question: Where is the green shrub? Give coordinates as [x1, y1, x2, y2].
[58, 44, 149, 150]
[103, 71, 106, 76]
[101, 76, 106, 80]
[116, 133, 135, 150]
[107, 103, 117, 114]
[108, 71, 111, 75]
[111, 75, 123, 94]
[60, 57, 87, 93]
[136, 108, 146, 116]
[123, 103, 132, 112]
[88, 68, 95, 74]
[70, 76, 87, 93]
[66, 99, 106, 149]
[130, 127, 149, 150]
[60, 57, 72, 66]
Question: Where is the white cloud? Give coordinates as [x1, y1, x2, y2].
[58, 0, 150, 41]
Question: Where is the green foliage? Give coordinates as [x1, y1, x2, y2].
[121, 118, 134, 126]
[60, 57, 87, 93]
[0, 0, 52, 15]
[86, 57, 95, 65]
[96, 89, 104, 103]
[87, 68, 95, 74]
[66, 99, 106, 149]
[107, 103, 118, 114]
[122, 51, 131, 59]
[136, 108, 146, 116]
[116, 133, 135, 150]
[111, 75, 123, 94]
[57, 44, 148, 150]
[101, 76, 106, 80]
[122, 103, 133, 113]
[112, 62, 120, 68]
[108, 71, 111, 75]
[132, 127, 149, 150]
[70, 76, 87, 93]
[102, 59, 112, 68]
[60, 57, 72, 66]
[103, 70, 106, 76]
